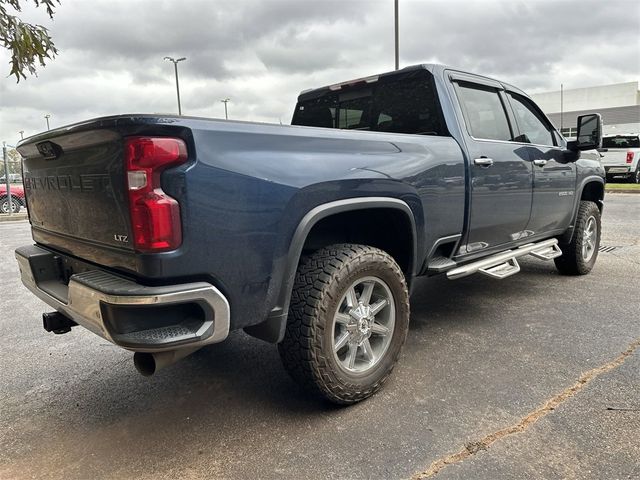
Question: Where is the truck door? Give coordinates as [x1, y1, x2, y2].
[451, 76, 533, 252]
[504, 91, 577, 235]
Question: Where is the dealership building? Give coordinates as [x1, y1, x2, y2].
[531, 81, 640, 138]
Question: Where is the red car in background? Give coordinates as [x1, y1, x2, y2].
[0, 183, 25, 214]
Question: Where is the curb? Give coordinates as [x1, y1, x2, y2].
[605, 189, 640, 194]
[0, 213, 28, 222]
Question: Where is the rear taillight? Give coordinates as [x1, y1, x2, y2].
[626, 151, 634, 164]
[124, 137, 188, 252]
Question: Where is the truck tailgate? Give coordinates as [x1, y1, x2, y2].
[18, 129, 134, 251]
[600, 149, 630, 166]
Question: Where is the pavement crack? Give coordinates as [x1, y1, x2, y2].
[412, 337, 640, 479]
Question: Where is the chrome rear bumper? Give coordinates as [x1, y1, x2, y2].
[15, 245, 230, 352]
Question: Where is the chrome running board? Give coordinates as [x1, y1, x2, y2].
[447, 238, 559, 280]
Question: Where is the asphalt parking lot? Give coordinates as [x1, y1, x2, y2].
[1, 194, 638, 480]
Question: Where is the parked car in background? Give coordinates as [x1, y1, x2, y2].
[599, 134, 640, 183]
[0, 173, 23, 183]
[0, 183, 25, 213]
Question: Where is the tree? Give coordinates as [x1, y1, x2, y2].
[1, 148, 22, 178]
[0, 0, 59, 82]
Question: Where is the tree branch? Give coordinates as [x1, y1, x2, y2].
[0, 0, 60, 81]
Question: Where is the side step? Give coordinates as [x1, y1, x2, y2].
[479, 258, 520, 279]
[530, 243, 562, 261]
[427, 256, 457, 273]
[447, 238, 559, 280]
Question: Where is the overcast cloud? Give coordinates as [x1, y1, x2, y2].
[1, 0, 639, 144]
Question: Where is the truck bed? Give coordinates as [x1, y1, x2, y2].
[17, 114, 466, 329]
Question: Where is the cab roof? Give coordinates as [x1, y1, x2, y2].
[297, 63, 528, 102]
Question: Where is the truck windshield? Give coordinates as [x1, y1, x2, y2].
[292, 70, 448, 136]
[602, 136, 640, 148]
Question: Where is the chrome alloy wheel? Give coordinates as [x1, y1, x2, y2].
[331, 276, 395, 374]
[582, 215, 597, 262]
[1, 199, 17, 214]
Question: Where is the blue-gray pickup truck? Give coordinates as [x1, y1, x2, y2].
[15, 64, 605, 404]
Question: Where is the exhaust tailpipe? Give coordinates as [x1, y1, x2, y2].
[134, 347, 201, 376]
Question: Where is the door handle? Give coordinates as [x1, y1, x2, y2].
[533, 159, 548, 167]
[474, 157, 494, 167]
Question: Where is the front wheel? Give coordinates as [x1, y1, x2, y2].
[0, 196, 21, 214]
[278, 244, 410, 404]
[555, 201, 601, 275]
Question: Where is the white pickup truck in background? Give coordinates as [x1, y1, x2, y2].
[599, 134, 640, 183]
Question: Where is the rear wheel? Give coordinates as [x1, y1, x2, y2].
[631, 166, 640, 184]
[0, 196, 21, 214]
[555, 201, 601, 275]
[278, 244, 410, 404]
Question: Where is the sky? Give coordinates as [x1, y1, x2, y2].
[1, 0, 639, 145]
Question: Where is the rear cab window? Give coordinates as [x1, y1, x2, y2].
[292, 69, 448, 136]
[602, 136, 640, 149]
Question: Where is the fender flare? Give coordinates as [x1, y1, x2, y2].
[560, 175, 605, 244]
[245, 197, 418, 343]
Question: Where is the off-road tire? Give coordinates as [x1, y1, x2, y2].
[278, 244, 410, 404]
[555, 201, 601, 275]
[0, 196, 21, 214]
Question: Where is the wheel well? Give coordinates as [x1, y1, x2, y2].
[301, 208, 414, 277]
[581, 181, 604, 212]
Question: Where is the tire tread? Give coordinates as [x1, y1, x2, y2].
[278, 244, 409, 404]
[555, 200, 600, 275]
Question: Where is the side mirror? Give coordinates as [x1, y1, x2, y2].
[568, 113, 602, 151]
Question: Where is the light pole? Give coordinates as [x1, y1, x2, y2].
[560, 83, 564, 132]
[221, 98, 230, 120]
[44, 114, 51, 130]
[164, 56, 187, 115]
[3, 142, 14, 216]
[394, 0, 399, 70]
[19, 131, 24, 140]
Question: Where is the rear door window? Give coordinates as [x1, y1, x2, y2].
[454, 83, 513, 141]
